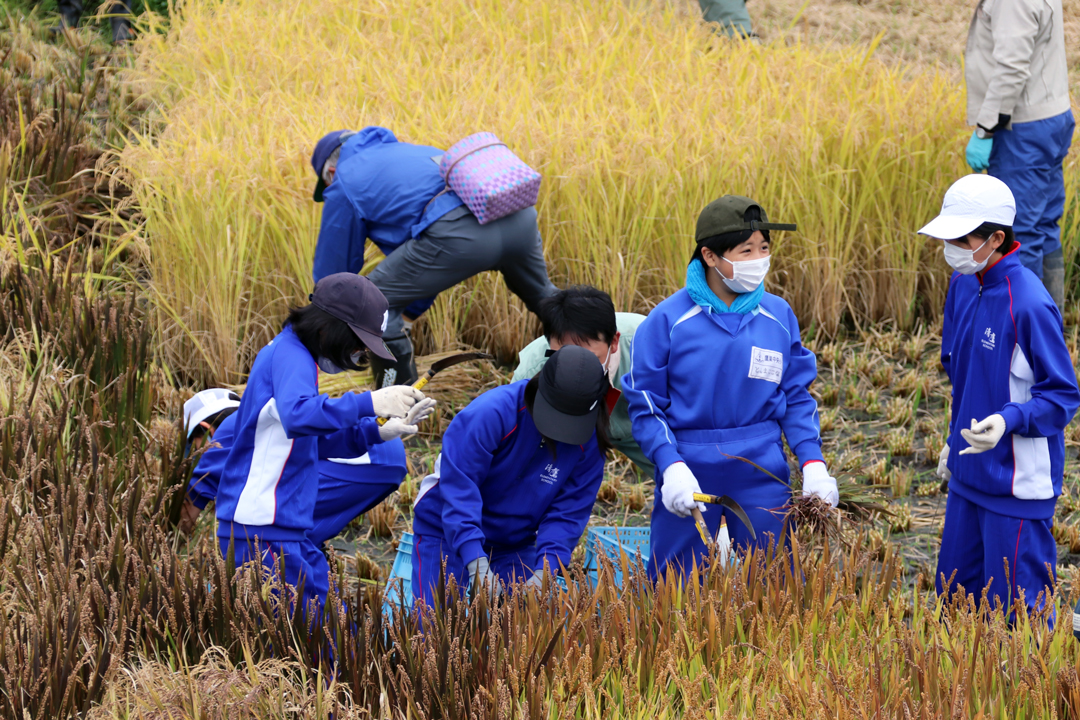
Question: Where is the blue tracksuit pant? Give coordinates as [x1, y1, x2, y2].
[648, 420, 791, 580]
[309, 474, 401, 547]
[988, 110, 1075, 278]
[411, 533, 537, 607]
[936, 491, 1056, 623]
[220, 536, 330, 618]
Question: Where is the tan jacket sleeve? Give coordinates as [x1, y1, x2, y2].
[977, 0, 1042, 130]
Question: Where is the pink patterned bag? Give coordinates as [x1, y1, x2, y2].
[439, 132, 541, 225]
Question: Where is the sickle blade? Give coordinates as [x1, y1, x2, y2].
[718, 495, 756, 540]
[426, 352, 494, 376]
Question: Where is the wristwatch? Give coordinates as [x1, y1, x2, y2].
[975, 126, 994, 140]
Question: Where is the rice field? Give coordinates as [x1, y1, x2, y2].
[6, 0, 1080, 717]
[119, 0, 1077, 386]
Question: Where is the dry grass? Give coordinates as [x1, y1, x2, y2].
[753, 0, 1080, 81]
[87, 648, 357, 720]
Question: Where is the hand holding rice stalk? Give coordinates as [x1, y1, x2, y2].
[721, 452, 889, 539]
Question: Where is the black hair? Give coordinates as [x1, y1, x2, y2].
[691, 205, 771, 263]
[187, 403, 240, 444]
[538, 286, 618, 346]
[969, 222, 1015, 256]
[284, 304, 369, 371]
[523, 375, 613, 460]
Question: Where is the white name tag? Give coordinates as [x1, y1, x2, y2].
[748, 346, 783, 384]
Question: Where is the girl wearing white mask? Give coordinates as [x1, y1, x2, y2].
[921, 174, 1079, 622]
[623, 196, 837, 580]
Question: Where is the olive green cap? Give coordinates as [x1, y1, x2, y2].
[695, 195, 797, 244]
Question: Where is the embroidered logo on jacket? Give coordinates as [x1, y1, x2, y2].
[540, 464, 560, 485]
[981, 327, 996, 351]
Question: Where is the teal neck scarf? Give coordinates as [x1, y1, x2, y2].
[684, 258, 764, 315]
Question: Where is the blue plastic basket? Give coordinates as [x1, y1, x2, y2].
[582, 526, 650, 589]
[383, 531, 414, 614]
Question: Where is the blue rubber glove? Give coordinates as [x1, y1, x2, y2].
[965, 131, 992, 172]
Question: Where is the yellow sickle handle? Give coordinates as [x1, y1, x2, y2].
[376, 372, 434, 425]
[693, 493, 723, 505]
[690, 507, 710, 545]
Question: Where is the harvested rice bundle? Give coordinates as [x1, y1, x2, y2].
[786, 477, 891, 542]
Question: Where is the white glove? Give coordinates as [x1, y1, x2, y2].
[467, 556, 503, 598]
[959, 414, 1006, 455]
[370, 385, 425, 418]
[378, 397, 436, 441]
[936, 443, 951, 481]
[661, 462, 705, 518]
[801, 461, 839, 508]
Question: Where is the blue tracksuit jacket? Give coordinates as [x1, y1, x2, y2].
[312, 126, 465, 283]
[188, 412, 407, 508]
[942, 248, 1080, 520]
[622, 289, 824, 475]
[412, 380, 606, 570]
[215, 324, 384, 541]
[188, 412, 238, 509]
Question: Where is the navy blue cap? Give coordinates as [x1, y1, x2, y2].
[532, 345, 608, 445]
[311, 130, 351, 202]
[310, 273, 395, 361]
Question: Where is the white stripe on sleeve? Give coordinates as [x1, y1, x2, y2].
[1009, 344, 1053, 500]
[234, 398, 294, 525]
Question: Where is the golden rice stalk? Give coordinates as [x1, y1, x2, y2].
[122, 0, 977, 385]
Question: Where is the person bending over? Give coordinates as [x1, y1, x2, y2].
[215, 273, 434, 616]
[512, 285, 652, 477]
[310, 126, 557, 388]
[185, 402, 409, 546]
[410, 346, 609, 604]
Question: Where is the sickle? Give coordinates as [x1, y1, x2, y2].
[413, 352, 494, 391]
[377, 352, 493, 425]
[692, 493, 757, 541]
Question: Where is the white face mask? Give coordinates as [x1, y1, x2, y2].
[317, 356, 344, 375]
[942, 239, 988, 275]
[317, 351, 363, 375]
[602, 345, 620, 385]
[717, 255, 770, 294]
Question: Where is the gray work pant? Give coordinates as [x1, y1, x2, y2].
[54, 0, 131, 42]
[367, 205, 557, 359]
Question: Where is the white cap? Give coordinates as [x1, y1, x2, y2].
[183, 388, 241, 439]
[917, 174, 1016, 240]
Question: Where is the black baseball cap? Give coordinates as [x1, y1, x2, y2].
[311, 130, 351, 202]
[695, 195, 797, 245]
[532, 345, 609, 445]
[309, 273, 396, 361]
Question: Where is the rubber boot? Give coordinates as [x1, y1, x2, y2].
[52, 0, 83, 33]
[1043, 248, 1065, 313]
[105, 0, 131, 43]
[369, 351, 418, 388]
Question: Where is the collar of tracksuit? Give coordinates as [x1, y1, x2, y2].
[975, 243, 1022, 287]
[684, 259, 763, 316]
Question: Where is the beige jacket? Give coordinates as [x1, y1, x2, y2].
[965, 0, 1071, 129]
